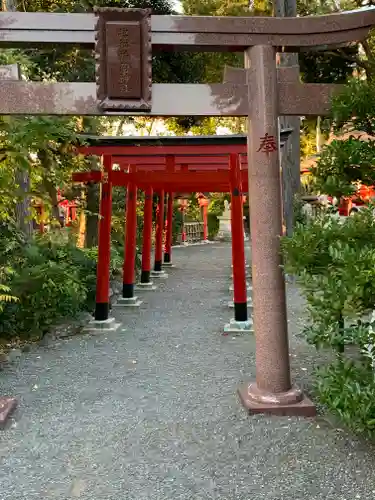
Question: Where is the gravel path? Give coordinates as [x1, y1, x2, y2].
[1, 242, 375, 500]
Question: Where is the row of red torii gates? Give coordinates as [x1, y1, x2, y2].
[74, 132, 291, 329]
[4, 6, 375, 423]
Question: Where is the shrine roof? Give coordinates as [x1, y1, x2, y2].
[78, 129, 293, 148]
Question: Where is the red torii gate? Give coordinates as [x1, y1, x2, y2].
[73, 132, 291, 333]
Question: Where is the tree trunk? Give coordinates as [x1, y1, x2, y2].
[273, 0, 301, 237]
[14, 169, 33, 238]
[85, 179, 99, 248]
[38, 148, 61, 224]
[4, 0, 34, 237]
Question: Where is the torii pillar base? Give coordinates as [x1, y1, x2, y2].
[162, 262, 175, 268]
[223, 318, 254, 335]
[113, 296, 143, 308]
[151, 270, 168, 279]
[238, 383, 316, 417]
[136, 282, 157, 291]
[83, 317, 121, 335]
[0, 397, 17, 429]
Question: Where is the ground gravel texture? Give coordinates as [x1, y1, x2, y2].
[1, 242, 375, 500]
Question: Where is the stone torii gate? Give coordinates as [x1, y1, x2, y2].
[1, 7, 375, 424]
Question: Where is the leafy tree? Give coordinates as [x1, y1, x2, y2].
[0, 0, 206, 241]
[19, 0, 205, 85]
[312, 79, 375, 198]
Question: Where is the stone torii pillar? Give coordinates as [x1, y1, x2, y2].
[237, 45, 313, 415]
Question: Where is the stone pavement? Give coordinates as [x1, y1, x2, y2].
[1, 243, 375, 500]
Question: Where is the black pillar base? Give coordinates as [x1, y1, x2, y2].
[163, 252, 171, 264]
[234, 302, 248, 322]
[141, 270, 151, 283]
[154, 260, 162, 272]
[94, 302, 109, 321]
[122, 283, 134, 299]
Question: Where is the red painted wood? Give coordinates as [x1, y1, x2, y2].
[135, 183, 243, 192]
[203, 205, 208, 241]
[155, 190, 165, 266]
[123, 181, 138, 287]
[114, 155, 239, 165]
[78, 144, 245, 156]
[230, 153, 247, 307]
[142, 186, 153, 274]
[111, 171, 230, 185]
[164, 192, 174, 259]
[95, 155, 113, 314]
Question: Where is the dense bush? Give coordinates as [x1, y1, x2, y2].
[208, 212, 220, 240]
[0, 226, 122, 340]
[172, 204, 183, 244]
[282, 207, 375, 436]
[208, 195, 225, 240]
[316, 358, 375, 437]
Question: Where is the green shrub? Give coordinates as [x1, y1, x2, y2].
[208, 212, 219, 240]
[6, 261, 87, 337]
[316, 359, 375, 437]
[0, 228, 124, 340]
[282, 206, 375, 436]
[282, 207, 375, 349]
[172, 208, 183, 244]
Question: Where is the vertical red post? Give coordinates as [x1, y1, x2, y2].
[95, 155, 113, 321]
[230, 153, 248, 322]
[164, 192, 174, 264]
[141, 186, 153, 283]
[202, 204, 208, 241]
[154, 190, 165, 272]
[122, 180, 137, 298]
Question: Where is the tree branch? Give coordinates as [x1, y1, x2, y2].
[325, 49, 370, 73]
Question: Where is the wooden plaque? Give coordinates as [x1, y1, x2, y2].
[95, 8, 152, 112]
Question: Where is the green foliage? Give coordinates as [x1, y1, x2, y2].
[208, 195, 225, 217]
[0, 228, 122, 340]
[314, 138, 375, 198]
[283, 208, 375, 328]
[293, 195, 309, 226]
[331, 79, 375, 135]
[185, 195, 201, 222]
[207, 212, 220, 240]
[172, 206, 183, 244]
[312, 79, 375, 198]
[9, 261, 87, 335]
[300, 48, 358, 84]
[316, 358, 375, 438]
[207, 194, 226, 239]
[282, 207, 375, 436]
[0, 284, 18, 311]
